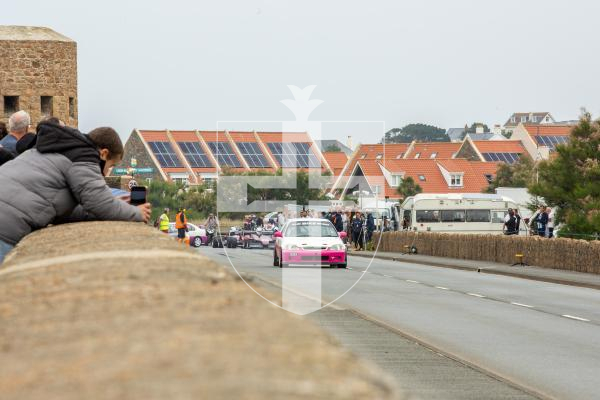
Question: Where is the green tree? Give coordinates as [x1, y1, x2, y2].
[464, 122, 490, 134]
[147, 180, 216, 221]
[324, 144, 342, 152]
[529, 112, 600, 238]
[383, 123, 448, 143]
[396, 176, 423, 199]
[484, 155, 535, 193]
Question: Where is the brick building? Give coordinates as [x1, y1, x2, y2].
[0, 26, 78, 127]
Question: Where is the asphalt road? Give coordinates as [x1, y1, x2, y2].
[198, 245, 600, 400]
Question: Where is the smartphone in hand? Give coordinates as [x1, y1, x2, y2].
[130, 186, 147, 206]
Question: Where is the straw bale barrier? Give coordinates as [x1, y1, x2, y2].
[373, 231, 600, 274]
[0, 222, 400, 400]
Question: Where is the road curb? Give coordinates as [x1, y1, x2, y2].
[349, 252, 600, 291]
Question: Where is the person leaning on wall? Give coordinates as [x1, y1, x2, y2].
[0, 122, 151, 264]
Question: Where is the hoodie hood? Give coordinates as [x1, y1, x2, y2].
[35, 122, 100, 164]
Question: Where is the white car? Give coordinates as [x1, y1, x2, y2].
[168, 222, 208, 247]
[273, 218, 347, 268]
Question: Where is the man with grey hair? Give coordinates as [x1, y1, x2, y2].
[0, 110, 31, 156]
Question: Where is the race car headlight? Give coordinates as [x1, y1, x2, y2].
[328, 243, 345, 250]
[284, 244, 301, 250]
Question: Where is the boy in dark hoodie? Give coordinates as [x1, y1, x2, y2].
[0, 122, 151, 264]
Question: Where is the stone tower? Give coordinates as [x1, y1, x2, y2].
[0, 26, 77, 128]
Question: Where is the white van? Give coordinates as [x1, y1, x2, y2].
[400, 193, 521, 235]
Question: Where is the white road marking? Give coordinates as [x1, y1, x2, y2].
[435, 286, 449, 290]
[467, 293, 485, 298]
[562, 314, 590, 322]
[347, 267, 353, 270]
[383, 275, 392, 278]
[511, 302, 534, 308]
[406, 280, 420, 284]
[362, 271, 369, 273]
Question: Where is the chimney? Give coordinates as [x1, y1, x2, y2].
[475, 124, 484, 134]
[347, 136, 353, 150]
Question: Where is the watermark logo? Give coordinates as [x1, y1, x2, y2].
[217, 85, 386, 315]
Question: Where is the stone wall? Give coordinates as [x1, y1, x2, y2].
[115, 130, 164, 181]
[0, 222, 401, 400]
[0, 28, 78, 128]
[373, 231, 600, 274]
[454, 141, 480, 161]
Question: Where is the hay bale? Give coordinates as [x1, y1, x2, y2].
[377, 230, 600, 274]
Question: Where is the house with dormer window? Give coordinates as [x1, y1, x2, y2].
[503, 112, 555, 136]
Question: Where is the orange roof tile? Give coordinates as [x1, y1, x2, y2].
[162, 167, 189, 173]
[364, 158, 499, 196]
[342, 144, 410, 180]
[436, 159, 497, 192]
[139, 130, 169, 142]
[405, 142, 461, 159]
[354, 144, 410, 160]
[198, 131, 228, 142]
[322, 151, 348, 173]
[380, 159, 446, 196]
[524, 125, 572, 137]
[257, 132, 313, 143]
[170, 131, 199, 141]
[472, 140, 526, 154]
[229, 131, 258, 142]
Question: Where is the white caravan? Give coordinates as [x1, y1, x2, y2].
[400, 193, 520, 235]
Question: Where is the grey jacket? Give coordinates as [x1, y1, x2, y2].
[0, 123, 142, 245]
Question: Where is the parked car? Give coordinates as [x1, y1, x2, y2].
[273, 218, 347, 268]
[168, 222, 208, 247]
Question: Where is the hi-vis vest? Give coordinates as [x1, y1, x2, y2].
[175, 212, 187, 229]
[159, 213, 170, 231]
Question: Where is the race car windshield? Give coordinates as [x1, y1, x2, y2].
[284, 221, 338, 238]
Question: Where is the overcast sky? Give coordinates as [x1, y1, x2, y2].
[3, 0, 600, 144]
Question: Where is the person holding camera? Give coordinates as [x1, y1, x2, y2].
[0, 122, 150, 264]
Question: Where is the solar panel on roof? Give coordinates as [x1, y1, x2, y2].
[267, 142, 320, 168]
[534, 135, 569, 151]
[148, 142, 182, 167]
[177, 142, 212, 168]
[207, 142, 242, 168]
[236, 142, 269, 167]
[481, 153, 521, 164]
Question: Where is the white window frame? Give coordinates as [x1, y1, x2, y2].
[521, 116, 527, 123]
[430, 152, 438, 159]
[414, 152, 421, 159]
[450, 174, 463, 187]
[391, 174, 403, 187]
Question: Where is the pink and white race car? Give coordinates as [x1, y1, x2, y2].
[273, 218, 347, 268]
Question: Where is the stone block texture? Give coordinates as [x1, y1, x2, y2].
[0, 26, 77, 128]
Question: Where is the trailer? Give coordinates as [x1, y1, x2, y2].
[400, 193, 520, 235]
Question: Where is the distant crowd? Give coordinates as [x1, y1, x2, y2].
[0, 110, 152, 264]
[242, 207, 380, 251]
[503, 205, 555, 237]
